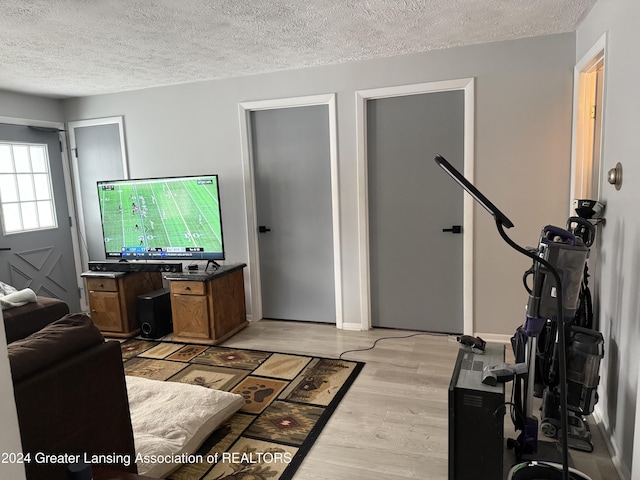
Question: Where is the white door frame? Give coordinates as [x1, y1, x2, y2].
[570, 33, 607, 209]
[0, 115, 84, 309]
[238, 94, 342, 327]
[67, 116, 129, 310]
[67, 116, 129, 266]
[355, 78, 475, 333]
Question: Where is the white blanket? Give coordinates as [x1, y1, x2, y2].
[0, 282, 37, 310]
[126, 375, 244, 478]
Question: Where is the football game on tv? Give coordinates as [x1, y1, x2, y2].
[97, 174, 225, 261]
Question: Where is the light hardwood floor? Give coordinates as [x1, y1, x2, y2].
[219, 319, 619, 480]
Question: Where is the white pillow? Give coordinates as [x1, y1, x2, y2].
[0, 281, 17, 295]
[0, 287, 37, 310]
[126, 375, 244, 477]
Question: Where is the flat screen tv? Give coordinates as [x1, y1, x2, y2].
[96, 174, 225, 261]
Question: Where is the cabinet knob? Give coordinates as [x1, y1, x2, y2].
[184, 286, 191, 291]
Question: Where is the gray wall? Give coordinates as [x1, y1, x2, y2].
[63, 32, 576, 335]
[576, 0, 640, 476]
[0, 90, 63, 123]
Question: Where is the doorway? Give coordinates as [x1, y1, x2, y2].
[571, 42, 605, 202]
[239, 95, 342, 326]
[571, 34, 606, 331]
[67, 117, 128, 270]
[356, 79, 475, 332]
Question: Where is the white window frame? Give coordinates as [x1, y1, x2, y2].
[0, 141, 58, 234]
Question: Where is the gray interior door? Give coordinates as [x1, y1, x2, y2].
[72, 122, 126, 264]
[251, 106, 335, 323]
[0, 124, 80, 312]
[368, 90, 464, 333]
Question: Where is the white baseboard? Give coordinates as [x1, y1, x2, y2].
[474, 332, 512, 344]
[340, 322, 363, 331]
[593, 406, 630, 480]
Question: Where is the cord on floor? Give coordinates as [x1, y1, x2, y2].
[338, 332, 452, 360]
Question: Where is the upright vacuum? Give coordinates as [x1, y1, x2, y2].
[434, 155, 602, 480]
[536, 202, 605, 453]
[506, 199, 604, 479]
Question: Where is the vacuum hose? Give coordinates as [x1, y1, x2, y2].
[496, 219, 570, 480]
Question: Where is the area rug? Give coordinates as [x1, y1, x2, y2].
[120, 339, 364, 480]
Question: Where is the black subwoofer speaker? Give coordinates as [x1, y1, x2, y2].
[137, 288, 172, 339]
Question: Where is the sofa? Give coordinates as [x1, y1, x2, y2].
[7, 313, 138, 480]
[3, 295, 70, 344]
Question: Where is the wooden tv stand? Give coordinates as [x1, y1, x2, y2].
[81, 270, 163, 338]
[164, 263, 247, 345]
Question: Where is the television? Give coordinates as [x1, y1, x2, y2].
[96, 174, 225, 261]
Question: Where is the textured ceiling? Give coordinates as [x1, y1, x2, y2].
[1, 0, 596, 99]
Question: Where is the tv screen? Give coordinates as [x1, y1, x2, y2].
[96, 174, 225, 261]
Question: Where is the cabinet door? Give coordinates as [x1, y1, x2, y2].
[172, 294, 210, 339]
[89, 291, 124, 332]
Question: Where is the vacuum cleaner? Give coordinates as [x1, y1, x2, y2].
[502, 208, 605, 478]
[435, 155, 598, 480]
[534, 203, 605, 453]
[538, 325, 604, 452]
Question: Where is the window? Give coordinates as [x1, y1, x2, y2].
[0, 142, 57, 234]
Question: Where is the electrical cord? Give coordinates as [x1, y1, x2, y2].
[542, 320, 558, 387]
[495, 401, 528, 428]
[511, 327, 527, 431]
[338, 332, 450, 360]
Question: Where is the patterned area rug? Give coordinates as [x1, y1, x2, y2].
[121, 339, 364, 480]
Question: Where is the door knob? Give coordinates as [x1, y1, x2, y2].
[258, 226, 271, 233]
[607, 162, 623, 190]
[442, 225, 462, 234]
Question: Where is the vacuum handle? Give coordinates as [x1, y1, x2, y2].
[566, 216, 596, 247]
[543, 225, 576, 245]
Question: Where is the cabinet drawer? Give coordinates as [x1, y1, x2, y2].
[86, 277, 118, 292]
[170, 281, 205, 295]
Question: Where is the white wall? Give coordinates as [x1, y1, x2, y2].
[63, 32, 576, 336]
[576, 0, 640, 477]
